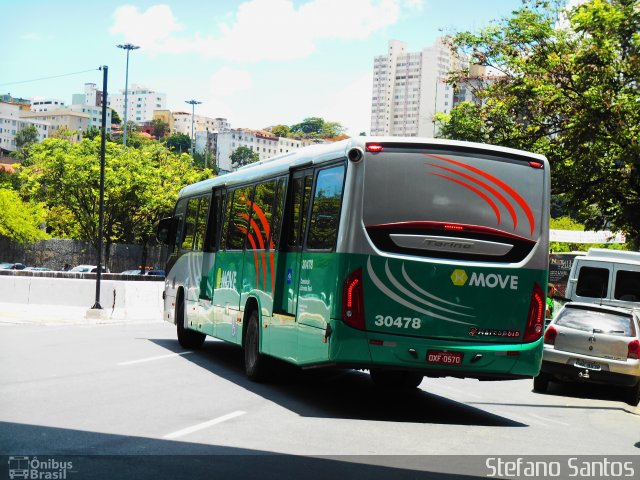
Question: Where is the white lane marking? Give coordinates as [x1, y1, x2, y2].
[117, 351, 193, 366]
[430, 383, 483, 399]
[527, 412, 570, 426]
[164, 411, 247, 440]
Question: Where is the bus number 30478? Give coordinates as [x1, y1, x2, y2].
[374, 315, 422, 329]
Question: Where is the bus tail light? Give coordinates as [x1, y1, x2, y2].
[342, 268, 365, 330]
[523, 283, 545, 343]
[628, 339, 640, 359]
[544, 326, 558, 345]
[366, 143, 383, 153]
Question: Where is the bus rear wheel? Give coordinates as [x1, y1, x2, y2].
[244, 310, 268, 382]
[176, 293, 205, 349]
[370, 370, 423, 390]
[533, 372, 550, 393]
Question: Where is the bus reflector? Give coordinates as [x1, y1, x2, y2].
[523, 283, 545, 343]
[366, 144, 383, 153]
[342, 268, 365, 330]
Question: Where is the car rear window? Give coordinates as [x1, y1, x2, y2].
[555, 307, 636, 336]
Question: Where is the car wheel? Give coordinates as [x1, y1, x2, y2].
[533, 373, 550, 393]
[370, 370, 423, 390]
[626, 380, 640, 407]
[244, 310, 268, 382]
[176, 292, 206, 349]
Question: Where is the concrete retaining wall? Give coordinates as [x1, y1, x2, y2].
[0, 273, 164, 320]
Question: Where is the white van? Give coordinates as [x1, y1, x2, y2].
[566, 249, 640, 307]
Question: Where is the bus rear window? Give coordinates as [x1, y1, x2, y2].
[363, 148, 544, 262]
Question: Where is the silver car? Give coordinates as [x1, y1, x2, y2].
[534, 302, 640, 405]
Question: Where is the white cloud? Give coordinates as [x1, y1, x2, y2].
[209, 67, 253, 96]
[110, 5, 183, 51]
[110, 0, 422, 62]
[317, 71, 373, 135]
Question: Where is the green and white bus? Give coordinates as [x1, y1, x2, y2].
[157, 137, 550, 387]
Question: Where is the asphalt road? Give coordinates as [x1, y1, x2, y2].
[1, 321, 639, 479]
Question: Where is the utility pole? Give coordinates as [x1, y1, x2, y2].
[185, 99, 202, 158]
[117, 43, 140, 146]
[92, 65, 108, 310]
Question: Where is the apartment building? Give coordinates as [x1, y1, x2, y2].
[370, 38, 468, 138]
[172, 111, 230, 136]
[211, 128, 316, 173]
[108, 84, 166, 124]
[0, 101, 53, 153]
[19, 109, 90, 143]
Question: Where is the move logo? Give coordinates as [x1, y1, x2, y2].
[451, 269, 519, 290]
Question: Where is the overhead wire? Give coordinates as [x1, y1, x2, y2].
[0, 68, 100, 87]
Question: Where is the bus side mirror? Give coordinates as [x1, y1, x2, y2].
[157, 217, 176, 245]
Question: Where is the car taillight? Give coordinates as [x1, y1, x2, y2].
[628, 339, 640, 359]
[544, 326, 558, 345]
[523, 283, 545, 343]
[342, 268, 365, 330]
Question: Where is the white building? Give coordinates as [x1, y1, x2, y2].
[0, 101, 51, 153]
[212, 128, 317, 174]
[172, 112, 230, 136]
[72, 83, 103, 107]
[19, 109, 90, 143]
[370, 38, 468, 138]
[30, 98, 66, 112]
[108, 84, 166, 124]
[68, 104, 112, 133]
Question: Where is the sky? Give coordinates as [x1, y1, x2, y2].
[1, 0, 527, 136]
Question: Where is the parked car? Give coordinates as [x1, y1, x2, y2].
[534, 302, 640, 405]
[0, 262, 27, 270]
[69, 265, 110, 273]
[145, 269, 165, 276]
[120, 269, 145, 275]
[24, 266, 53, 272]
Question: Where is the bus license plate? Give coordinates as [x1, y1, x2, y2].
[574, 359, 601, 371]
[427, 350, 463, 365]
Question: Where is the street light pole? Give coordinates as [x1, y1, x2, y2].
[116, 43, 140, 147]
[185, 99, 202, 158]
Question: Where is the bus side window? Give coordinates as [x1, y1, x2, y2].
[270, 177, 287, 249]
[204, 191, 224, 252]
[220, 191, 233, 250]
[306, 164, 345, 250]
[173, 198, 188, 254]
[286, 174, 313, 249]
[226, 185, 255, 250]
[193, 194, 211, 251]
[251, 180, 277, 250]
[181, 197, 199, 251]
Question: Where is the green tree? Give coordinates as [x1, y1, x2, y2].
[440, 0, 640, 246]
[0, 188, 48, 245]
[165, 133, 191, 154]
[151, 118, 170, 139]
[110, 108, 122, 125]
[19, 137, 211, 266]
[271, 125, 291, 137]
[290, 117, 346, 139]
[15, 125, 39, 151]
[230, 146, 259, 169]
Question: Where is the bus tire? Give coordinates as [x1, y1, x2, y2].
[533, 373, 550, 393]
[176, 292, 206, 349]
[370, 370, 423, 390]
[244, 310, 268, 382]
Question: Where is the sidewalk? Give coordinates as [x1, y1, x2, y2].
[0, 302, 162, 325]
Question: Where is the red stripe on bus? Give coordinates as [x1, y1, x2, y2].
[430, 173, 501, 225]
[238, 226, 260, 287]
[426, 162, 518, 230]
[241, 213, 269, 289]
[424, 154, 535, 236]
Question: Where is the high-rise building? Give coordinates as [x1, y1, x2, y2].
[108, 84, 166, 124]
[370, 38, 467, 138]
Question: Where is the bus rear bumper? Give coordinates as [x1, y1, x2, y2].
[327, 321, 543, 379]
